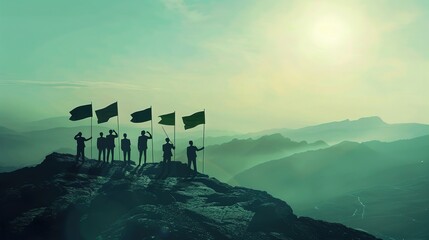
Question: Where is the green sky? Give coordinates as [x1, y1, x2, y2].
[1, 0, 429, 132]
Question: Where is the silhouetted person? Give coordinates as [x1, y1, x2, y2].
[121, 133, 131, 164]
[74, 132, 92, 162]
[161, 138, 175, 177]
[97, 132, 106, 162]
[138, 130, 152, 165]
[106, 129, 118, 163]
[162, 138, 175, 163]
[187, 140, 204, 175]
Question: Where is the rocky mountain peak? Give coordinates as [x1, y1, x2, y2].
[0, 153, 380, 240]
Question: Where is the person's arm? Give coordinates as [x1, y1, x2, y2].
[172, 144, 175, 150]
[74, 134, 79, 140]
[113, 130, 118, 137]
[197, 146, 204, 151]
[147, 132, 152, 139]
[85, 137, 92, 141]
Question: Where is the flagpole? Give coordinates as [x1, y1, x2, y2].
[117, 102, 121, 161]
[174, 112, 176, 161]
[202, 109, 205, 174]
[151, 106, 154, 163]
[91, 107, 93, 160]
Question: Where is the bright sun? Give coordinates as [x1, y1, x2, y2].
[311, 15, 352, 48]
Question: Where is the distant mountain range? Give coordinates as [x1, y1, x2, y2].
[231, 135, 429, 240]
[189, 134, 328, 181]
[245, 116, 429, 144]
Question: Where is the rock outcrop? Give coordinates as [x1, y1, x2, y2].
[0, 153, 380, 240]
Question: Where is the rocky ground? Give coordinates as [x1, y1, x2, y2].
[0, 153, 381, 240]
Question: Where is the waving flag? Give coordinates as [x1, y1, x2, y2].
[159, 112, 175, 126]
[95, 102, 118, 124]
[182, 111, 205, 130]
[69, 104, 92, 121]
[130, 107, 152, 123]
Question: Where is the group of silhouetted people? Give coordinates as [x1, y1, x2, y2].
[93, 130, 152, 165]
[95, 130, 120, 163]
[74, 131, 204, 175]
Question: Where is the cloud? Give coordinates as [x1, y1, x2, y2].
[160, 0, 205, 21]
[0, 80, 150, 91]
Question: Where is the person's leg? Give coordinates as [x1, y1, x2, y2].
[128, 151, 131, 164]
[138, 150, 142, 165]
[123, 151, 126, 163]
[166, 156, 171, 175]
[98, 150, 101, 161]
[76, 148, 79, 161]
[193, 159, 197, 174]
[82, 148, 85, 161]
[106, 149, 110, 163]
[144, 149, 147, 164]
[102, 149, 106, 161]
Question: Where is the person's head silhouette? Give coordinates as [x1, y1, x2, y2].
[165, 138, 170, 143]
[99, 132, 103, 137]
[124, 133, 127, 138]
[189, 140, 193, 146]
[77, 132, 82, 137]
[109, 130, 113, 134]
[141, 130, 146, 135]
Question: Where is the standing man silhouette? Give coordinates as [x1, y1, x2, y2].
[162, 138, 175, 163]
[74, 132, 92, 162]
[121, 133, 131, 164]
[187, 140, 204, 175]
[97, 132, 106, 162]
[138, 130, 152, 165]
[161, 138, 175, 176]
[106, 129, 118, 163]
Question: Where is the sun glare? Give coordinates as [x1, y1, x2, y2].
[312, 15, 351, 48]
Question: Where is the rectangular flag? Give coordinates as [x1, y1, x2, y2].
[182, 111, 205, 130]
[69, 104, 92, 121]
[159, 112, 175, 126]
[131, 107, 152, 123]
[95, 102, 118, 124]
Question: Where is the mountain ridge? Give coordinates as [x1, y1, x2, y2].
[0, 153, 380, 240]
[231, 135, 429, 240]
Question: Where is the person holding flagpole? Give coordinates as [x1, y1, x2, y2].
[158, 111, 175, 160]
[95, 102, 119, 162]
[161, 137, 175, 176]
[74, 132, 92, 162]
[187, 140, 204, 176]
[130, 107, 153, 163]
[182, 110, 206, 172]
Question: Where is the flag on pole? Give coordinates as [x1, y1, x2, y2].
[69, 104, 92, 121]
[95, 102, 118, 124]
[130, 107, 152, 123]
[182, 111, 205, 130]
[158, 112, 175, 126]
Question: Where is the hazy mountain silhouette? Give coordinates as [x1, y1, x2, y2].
[0, 153, 380, 240]
[232, 135, 429, 240]
[244, 116, 429, 144]
[184, 134, 328, 181]
[0, 126, 17, 134]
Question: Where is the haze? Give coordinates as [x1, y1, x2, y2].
[1, 0, 429, 132]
